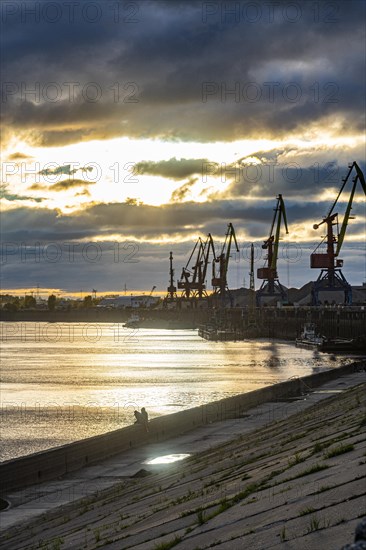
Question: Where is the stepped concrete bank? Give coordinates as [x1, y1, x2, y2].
[1, 360, 365, 495]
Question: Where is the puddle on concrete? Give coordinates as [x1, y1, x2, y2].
[144, 453, 191, 465]
[275, 397, 307, 402]
[313, 389, 345, 393]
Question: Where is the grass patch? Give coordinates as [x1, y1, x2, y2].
[50, 538, 64, 550]
[359, 415, 366, 427]
[306, 515, 321, 533]
[306, 515, 330, 533]
[324, 443, 354, 458]
[197, 510, 206, 525]
[267, 469, 285, 481]
[288, 452, 306, 466]
[293, 463, 329, 479]
[232, 483, 260, 504]
[282, 430, 309, 444]
[94, 528, 100, 543]
[203, 498, 232, 522]
[299, 506, 316, 516]
[154, 536, 182, 550]
[313, 442, 326, 453]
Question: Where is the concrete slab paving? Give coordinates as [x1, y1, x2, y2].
[0, 369, 365, 549]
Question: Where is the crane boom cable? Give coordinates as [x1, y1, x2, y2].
[202, 233, 215, 282]
[336, 180, 357, 256]
[225, 223, 239, 278]
[185, 238, 200, 270]
[327, 163, 354, 217]
[272, 207, 282, 270]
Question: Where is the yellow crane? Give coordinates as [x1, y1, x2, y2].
[311, 161, 366, 305]
[257, 194, 289, 306]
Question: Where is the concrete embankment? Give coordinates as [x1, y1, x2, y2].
[0, 363, 365, 549]
[1, 360, 364, 495]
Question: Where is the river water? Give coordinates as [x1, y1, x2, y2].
[0, 322, 352, 461]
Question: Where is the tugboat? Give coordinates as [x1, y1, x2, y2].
[296, 323, 324, 350]
[198, 324, 217, 340]
[198, 324, 239, 341]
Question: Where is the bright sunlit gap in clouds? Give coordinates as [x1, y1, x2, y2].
[4, 134, 365, 211]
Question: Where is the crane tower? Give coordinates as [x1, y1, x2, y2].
[311, 161, 366, 305]
[256, 194, 289, 306]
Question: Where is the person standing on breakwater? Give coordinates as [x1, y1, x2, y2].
[141, 407, 149, 432]
[134, 409, 149, 432]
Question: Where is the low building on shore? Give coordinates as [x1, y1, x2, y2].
[98, 295, 159, 309]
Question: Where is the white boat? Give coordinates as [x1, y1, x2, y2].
[124, 312, 141, 328]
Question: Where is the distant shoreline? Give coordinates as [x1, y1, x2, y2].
[0, 308, 205, 327]
[1, 307, 366, 342]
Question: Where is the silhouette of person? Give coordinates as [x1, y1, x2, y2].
[134, 409, 149, 432]
[141, 407, 149, 432]
[134, 410, 143, 425]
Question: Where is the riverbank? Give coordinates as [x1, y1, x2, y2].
[0, 362, 365, 549]
[0, 308, 206, 328]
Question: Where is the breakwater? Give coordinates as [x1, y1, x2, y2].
[1, 360, 364, 495]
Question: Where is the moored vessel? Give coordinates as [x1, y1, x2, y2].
[295, 323, 324, 350]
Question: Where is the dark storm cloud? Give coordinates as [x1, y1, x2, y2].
[0, 198, 336, 244]
[1, 203, 364, 291]
[0, 184, 44, 203]
[136, 158, 207, 180]
[212, 151, 366, 202]
[34, 165, 96, 187]
[38, 164, 78, 176]
[49, 179, 96, 191]
[170, 177, 198, 202]
[1, 1, 365, 146]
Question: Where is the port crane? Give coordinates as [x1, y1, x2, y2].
[178, 237, 204, 299]
[201, 233, 216, 297]
[256, 194, 289, 306]
[178, 234, 216, 300]
[165, 251, 177, 303]
[212, 223, 239, 305]
[249, 243, 255, 293]
[310, 161, 366, 305]
[248, 243, 257, 324]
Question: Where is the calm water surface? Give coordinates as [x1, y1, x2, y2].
[0, 322, 352, 461]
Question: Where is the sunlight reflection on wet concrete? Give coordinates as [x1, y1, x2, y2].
[144, 453, 191, 465]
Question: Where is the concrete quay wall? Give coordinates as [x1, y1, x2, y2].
[1, 360, 365, 495]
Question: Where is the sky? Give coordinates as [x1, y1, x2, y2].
[1, 0, 365, 296]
